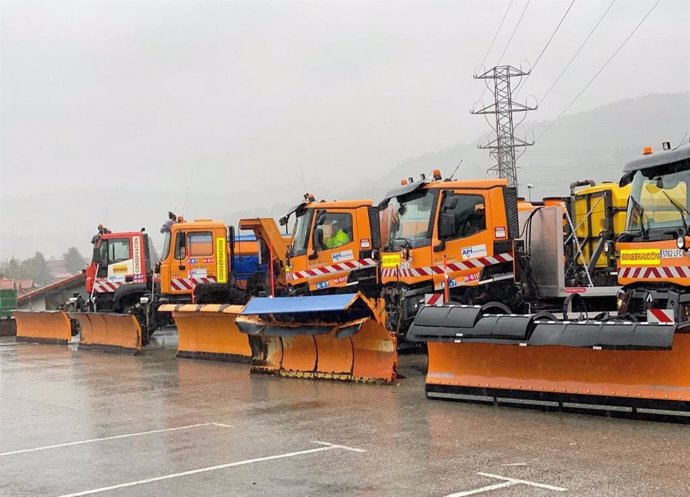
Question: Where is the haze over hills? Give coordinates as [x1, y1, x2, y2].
[1, 91, 688, 261]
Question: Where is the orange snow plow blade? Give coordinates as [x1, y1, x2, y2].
[14, 310, 72, 344]
[408, 304, 690, 416]
[71, 313, 142, 354]
[237, 293, 396, 383]
[158, 304, 250, 362]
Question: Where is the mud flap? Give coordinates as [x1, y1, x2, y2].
[13, 311, 72, 345]
[71, 313, 142, 354]
[237, 293, 397, 383]
[409, 303, 690, 415]
[158, 304, 250, 363]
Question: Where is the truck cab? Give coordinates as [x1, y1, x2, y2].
[378, 172, 519, 332]
[87, 229, 156, 312]
[281, 197, 380, 297]
[615, 143, 690, 322]
[158, 218, 229, 297]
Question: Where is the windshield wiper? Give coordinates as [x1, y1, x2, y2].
[660, 190, 690, 234]
[629, 196, 649, 240]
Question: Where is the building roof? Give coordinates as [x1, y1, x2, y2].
[16, 273, 85, 305]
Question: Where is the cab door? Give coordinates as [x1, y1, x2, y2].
[433, 190, 490, 289]
[308, 209, 357, 290]
[166, 228, 226, 295]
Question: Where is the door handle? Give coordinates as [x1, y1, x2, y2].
[178, 265, 186, 270]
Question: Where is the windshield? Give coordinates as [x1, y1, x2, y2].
[290, 209, 313, 257]
[381, 189, 438, 250]
[161, 232, 172, 261]
[626, 160, 690, 232]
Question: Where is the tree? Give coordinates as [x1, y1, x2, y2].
[0, 257, 23, 279]
[63, 247, 87, 274]
[20, 251, 53, 286]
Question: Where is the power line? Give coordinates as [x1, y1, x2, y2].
[531, 0, 576, 72]
[477, 0, 530, 105]
[496, 0, 532, 64]
[481, 0, 515, 67]
[514, 0, 576, 97]
[537, 0, 662, 140]
[540, 0, 617, 105]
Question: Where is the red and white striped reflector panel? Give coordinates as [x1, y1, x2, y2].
[289, 258, 377, 282]
[424, 293, 444, 306]
[381, 252, 513, 279]
[170, 277, 215, 291]
[93, 280, 125, 293]
[647, 308, 675, 323]
[619, 266, 690, 280]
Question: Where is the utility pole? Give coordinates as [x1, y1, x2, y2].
[472, 65, 536, 191]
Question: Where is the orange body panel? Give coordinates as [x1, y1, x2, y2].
[14, 311, 72, 344]
[280, 335, 319, 375]
[426, 334, 690, 402]
[350, 319, 398, 383]
[72, 313, 142, 354]
[617, 239, 690, 286]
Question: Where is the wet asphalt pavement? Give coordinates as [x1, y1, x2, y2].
[1, 329, 689, 497]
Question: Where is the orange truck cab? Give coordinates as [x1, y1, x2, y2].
[378, 172, 520, 333]
[279, 195, 381, 298]
[157, 215, 264, 305]
[86, 228, 158, 313]
[615, 142, 690, 323]
[158, 218, 229, 297]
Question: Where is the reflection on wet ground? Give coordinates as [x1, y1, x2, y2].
[1, 329, 689, 497]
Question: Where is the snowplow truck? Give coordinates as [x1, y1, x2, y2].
[234, 195, 397, 383]
[15, 226, 158, 352]
[379, 170, 627, 337]
[408, 143, 690, 417]
[156, 214, 264, 362]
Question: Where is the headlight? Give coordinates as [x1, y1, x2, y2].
[677, 236, 686, 250]
[604, 241, 614, 254]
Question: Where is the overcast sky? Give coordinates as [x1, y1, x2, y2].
[1, 0, 689, 257]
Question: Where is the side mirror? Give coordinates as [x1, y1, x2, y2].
[439, 213, 455, 239]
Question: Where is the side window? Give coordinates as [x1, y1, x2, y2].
[319, 212, 353, 250]
[108, 239, 131, 263]
[174, 232, 187, 260]
[440, 194, 486, 239]
[188, 232, 214, 256]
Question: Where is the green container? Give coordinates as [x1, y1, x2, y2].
[0, 288, 17, 319]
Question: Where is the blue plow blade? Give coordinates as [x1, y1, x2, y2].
[240, 294, 360, 315]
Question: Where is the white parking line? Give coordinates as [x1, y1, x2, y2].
[0, 422, 232, 457]
[445, 472, 567, 496]
[55, 441, 365, 497]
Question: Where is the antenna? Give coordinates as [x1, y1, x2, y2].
[182, 171, 193, 215]
[104, 194, 116, 226]
[300, 165, 307, 193]
[449, 160, 463, 180]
